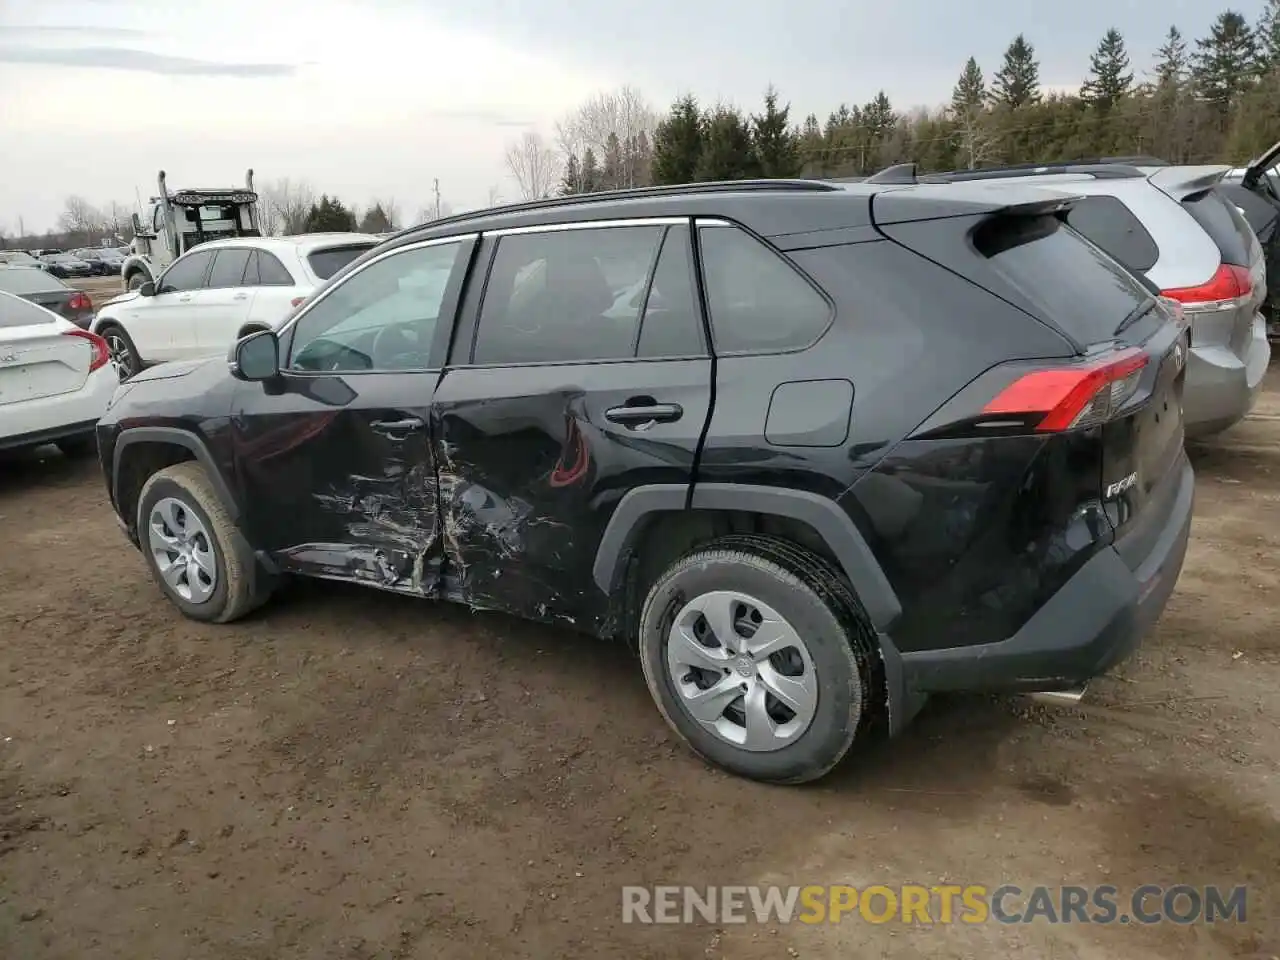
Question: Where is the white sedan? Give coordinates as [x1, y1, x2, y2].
[91, 233, 378, 379]
[0, 290, 115, 457]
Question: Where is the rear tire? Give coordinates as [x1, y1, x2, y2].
[125, 272, 147, 292]
[638, 534, 880, 784]
[98, 322, 141, 381]
[136, 462, 271, 623]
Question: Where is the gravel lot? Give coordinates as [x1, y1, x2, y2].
[1, 348, 1278, 959]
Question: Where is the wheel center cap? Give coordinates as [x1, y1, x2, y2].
[734, 655, 754, 677]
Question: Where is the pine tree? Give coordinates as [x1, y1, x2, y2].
[357, 202, 392, 233]
[697, 105, 757, 181]
[862, 92, 896, 140]
[581, 148, 602, 193]
[991, 34, 1042, 108]
[304, 195, 356, 232]
[750, 86, 801, 178]
[559, 154, 582, 196]
[1192, 11, 1259, 108]
[651, 95, 704, 185]
[951, 57, 987, 117]
[1258, 0, 1280, 73]
[1082, 28, 1134, 110]
[1153, 26, 1189, 88]
[601, 133, 624, 189]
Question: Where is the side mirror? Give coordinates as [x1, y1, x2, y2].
[138, 281, 155, 297]
[230, 330, 280, 382]
[132, 212, 144, 235]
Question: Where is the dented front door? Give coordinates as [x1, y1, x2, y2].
[230, 373, 443, 592]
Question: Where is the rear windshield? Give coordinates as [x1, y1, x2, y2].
[1181, 189, 1254, 266]
[308, 244, 375, 280]
[974, 214, 1151, 344]
[0, 268, 66, 295]
[0, 291, 57, 327]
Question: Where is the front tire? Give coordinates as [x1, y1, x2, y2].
[98, 322, 141, 381]
[136, 462, 269, 623]
[638, 535, 880, 784]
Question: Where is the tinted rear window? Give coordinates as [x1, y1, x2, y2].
[0, 291, 57, 327]
[974, 215, 1151, 344]
[308, 245, 374, 280]
[1064, 196, 1160, 273]
[0, 269, 65, 295]
[1181, 189, 1254, 266]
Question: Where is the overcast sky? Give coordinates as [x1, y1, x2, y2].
[0, 0, 1267, 234]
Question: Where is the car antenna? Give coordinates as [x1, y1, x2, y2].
[865, 162, 919, 185]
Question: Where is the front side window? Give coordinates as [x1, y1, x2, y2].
[698, 224, 832, 353]
[473, 225, 665, 365]
[157, 250, 214, 293]
[288, 240, 461, 372]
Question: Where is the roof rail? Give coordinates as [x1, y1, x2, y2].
[392, 179, 841, 239]
[922, 161, 1154, 183]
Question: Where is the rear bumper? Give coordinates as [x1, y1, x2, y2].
[893, 454, 1193, 696]
[1184, 315, 1270, 438]
[0, 366, 115, 451]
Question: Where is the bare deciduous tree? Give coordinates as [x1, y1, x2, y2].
[58, 196, 105, 238]
[504, 131, 560, 200]
[555, 85, 657, 190]
[258, 177, 315, 236]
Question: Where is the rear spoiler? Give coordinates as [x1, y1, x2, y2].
[871, 181, 1081, 225]
[1145, 165, 1229, 201]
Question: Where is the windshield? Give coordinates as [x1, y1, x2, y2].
[0, 268, 67, 295]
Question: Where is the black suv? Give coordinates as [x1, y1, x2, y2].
[97, 179, 1193, 784]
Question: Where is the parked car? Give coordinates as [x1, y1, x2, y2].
[39, 252, 94, 280]
[90, 233, 378, 379]
[0, 289, 114, 457]
[96, 179, 1193, 783]
[0, 265, 95, 328]
[72, 247, 125, 277]
[0, 250, 40, 267]
[917, 160, 1269, 439]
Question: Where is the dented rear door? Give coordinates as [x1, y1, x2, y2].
[430, 222, 713, 632]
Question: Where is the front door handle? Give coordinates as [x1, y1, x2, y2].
[232, 292, 249, 301]
[605, 402, 683, 427]
[370, 416, 425, 436]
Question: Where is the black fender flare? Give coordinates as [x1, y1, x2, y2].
[112, 426, 240, 522]
[591, 482, 902, 632]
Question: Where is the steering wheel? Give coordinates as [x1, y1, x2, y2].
[370, 322, 426, 369]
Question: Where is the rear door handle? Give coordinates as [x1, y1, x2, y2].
[178, 295, 192, 302]
[605, 402, 683, 427]
[232, 292, 249, 301]
[370, 417, 425, 436]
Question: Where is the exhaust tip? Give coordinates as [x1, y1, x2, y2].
[1027, 685, 1088, 707]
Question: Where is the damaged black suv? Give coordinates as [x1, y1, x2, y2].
[98, 179, 1193, 784]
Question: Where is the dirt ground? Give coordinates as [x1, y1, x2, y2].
[2, 364, 1280, 960]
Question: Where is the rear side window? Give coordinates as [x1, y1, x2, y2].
[208, 248, 251, 288]
[309, 245, 374, 280]
[0, 291, 56, 327]
[0, 268, 66, 295]
[637, 226, 704, 358]
[698, 225, 832, 353]
[473, 226, 664, 364]
[974, 215, 1150, 344]
[1064, 196, 1159, 273]
[257, 251, 295, 286]
[1181, 189, 1254, 266]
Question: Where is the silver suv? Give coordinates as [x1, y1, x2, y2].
[920, 161, 1270, 439]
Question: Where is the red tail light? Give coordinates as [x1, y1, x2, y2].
[1161, 263, 1252, 311]
[982, 349, 1149, 432]
[67, 291, 93, 311]
[63, 328, 110, 372]
[290, 296, 306, 308]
